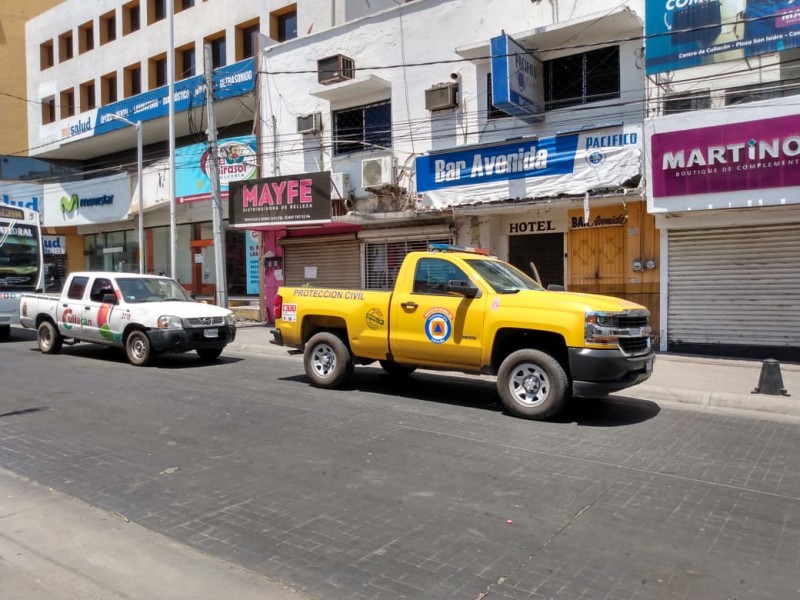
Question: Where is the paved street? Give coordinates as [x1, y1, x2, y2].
[1, 327, 799, 599]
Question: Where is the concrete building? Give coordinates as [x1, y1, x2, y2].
[23, 0, 404, 301]
[642, 0, 800, 360]
[247, 0, 659, 330]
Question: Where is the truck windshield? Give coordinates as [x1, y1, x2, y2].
[116, 277, 193, 303]
[466, 259, 544, 294]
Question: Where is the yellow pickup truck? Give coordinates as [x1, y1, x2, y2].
[271, 244, 654, 420]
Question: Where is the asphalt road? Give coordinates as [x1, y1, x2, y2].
[1, 330, 799, 599]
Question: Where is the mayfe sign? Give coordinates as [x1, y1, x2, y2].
[490, 33, 543, 121]
[651, 113, 800, 198]
[417, 125, 641, 208]
[228, 171, 331, 228]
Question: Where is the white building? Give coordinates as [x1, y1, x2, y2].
[249, 0, 661, 331]
[643, 0, 800, 360]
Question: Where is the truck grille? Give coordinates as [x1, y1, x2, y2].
[185, 316, 225, 326]
[619, 315, 649, 329]
[619, 336, 651, 356]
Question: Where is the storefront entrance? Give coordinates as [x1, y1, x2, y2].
[508, 233, 564, 289]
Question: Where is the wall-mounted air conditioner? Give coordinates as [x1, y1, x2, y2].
[297, 113, 321, 134]
[362, 156, 396, 189]
[317, 54, 355, 85]
[425, 83, 459, 111]
[330, 172, 350, 200]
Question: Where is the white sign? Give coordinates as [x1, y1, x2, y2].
[43, 174, 132, 227]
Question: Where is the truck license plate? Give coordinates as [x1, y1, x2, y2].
[204, 328, 218, 338]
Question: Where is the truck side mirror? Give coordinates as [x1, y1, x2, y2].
[445, 280, 479, 298]
[547, 284, 565, 292]
[102, 293, 118, 305]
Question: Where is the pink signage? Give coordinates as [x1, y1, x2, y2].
[651, 114, 800, 198]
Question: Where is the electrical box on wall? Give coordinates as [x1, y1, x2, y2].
[296, 113, 321, 134]
[361, 156, 396, 189]
[425, 83, 459, 111]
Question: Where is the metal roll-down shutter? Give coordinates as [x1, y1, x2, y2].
[280, 234, 361, 288]
[667, 223, 800, 352]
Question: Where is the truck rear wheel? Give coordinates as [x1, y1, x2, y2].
[126, 330, 153, 366]
[37, 320, 63, 354]
[304, 331, 353, 388]
[497, 349, 569, 420]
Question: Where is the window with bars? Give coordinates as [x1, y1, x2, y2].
[663, 90, 711, 114]
[724, 79, 800, 106]
[333, 100, 392, 156]
[365, 237, 452, 290]
[544, 46, 619, 110]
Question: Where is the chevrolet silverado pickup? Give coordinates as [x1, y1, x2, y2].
[20, 271, 237, 365]
[271, 244, 654, 420]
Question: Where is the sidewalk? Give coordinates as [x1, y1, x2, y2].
[229, 323, 800, 419]
[0, 466, 315, 600]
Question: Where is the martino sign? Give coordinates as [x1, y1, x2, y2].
[228, 171, 332, 228]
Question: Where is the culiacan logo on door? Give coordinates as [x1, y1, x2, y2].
[424, 307, 454, 344]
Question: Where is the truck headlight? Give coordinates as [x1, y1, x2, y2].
[157, 315, 184, 330]
[585, 311, 620, 344]
[225, 313, 236, 326]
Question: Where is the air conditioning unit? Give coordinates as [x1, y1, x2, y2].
[317, 54, 355, 85]
[362, 156, 396, 189]
[330, 172, 350, 200]
[425, 83, 459, 111]
[297, 113, 321, 134]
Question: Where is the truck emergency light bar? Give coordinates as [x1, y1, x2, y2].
[428, 243, 493, 256]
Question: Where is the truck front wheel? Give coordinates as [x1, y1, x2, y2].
[304, 331, 353, 388]
[37, 320, 63, 354]
[497, 349, 569, 420]
[126, 330, 153, 366]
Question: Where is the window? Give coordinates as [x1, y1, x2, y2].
[177, 44, 196, 78]
[80, 81, 96, 111]
[365, 238, 451, 289]
[148, 0, 166, 24]
[58, 31, 74, 62]
[544, 46, 619, 110]
[724, 80, 800, 106]
[205, 32, 226, 68]
[149, 54, 168, 89]
[270, 4, 297, 42]
[663, 90, 711, 114]
[60, 89, 76, 119]
[124, 63, 142, 97]
[78, 21, 94, 53]
[40, 40, 54, 70]
[413, 258, 471, 295]
[100, 11, 116, 44]
[177, 0, 195, 12]
[67, 276, 89, 301]
[236, 20, 260, 60]
[123, 1, 141, 34]
[101, 72, 118, 105]
[90, 278, 115, 303]
[333, 100, 392, 156]
[41, 97, 56, 125]
[486, 73, 508, 120]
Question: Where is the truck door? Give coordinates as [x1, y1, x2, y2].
[84, 276, 117, 342]
[58, 275, 90, 337]
[390, 257, 487, 368]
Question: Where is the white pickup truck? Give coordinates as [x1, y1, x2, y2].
[19, 271, 237, 366]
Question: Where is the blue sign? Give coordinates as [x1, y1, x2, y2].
[174, 135, 258, 203]
[490, 33, 543, 121]
[646, 0, 800, 74]
[416, 135, 580, 192]
[94, 58, 255, 135]
[246, 231, 259, 295]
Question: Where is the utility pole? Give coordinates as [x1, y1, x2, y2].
[204, 44, 228, 308]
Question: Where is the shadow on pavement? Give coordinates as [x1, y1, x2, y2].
[281, 367, 661, 427]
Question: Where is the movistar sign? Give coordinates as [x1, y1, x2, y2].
[61, 193, 114, 214]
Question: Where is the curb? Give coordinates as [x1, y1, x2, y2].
[622, 385, 800, 418]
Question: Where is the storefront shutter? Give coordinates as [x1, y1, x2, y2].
[280, 235, 361, 288]
[667, 223, 800, 351]
[364, 234, 453, 289]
